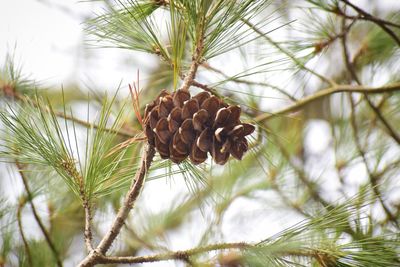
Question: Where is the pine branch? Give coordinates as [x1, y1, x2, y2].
[267, 127, 330, 208]
[78, 242, 391, 266]
[78, 144, 155, 267]
[201, 62, 298, 101]
[179, 24, 205, 91]
[242, 18, 336, 86]
[16, 200, 32, 267]
[348, 95, 398, 227]
[83, 200, 94, 252]
[96, 242, 250, 264]
[60, 154, 94, 243]
[190, 80, 218, 95]
[340, 18, 400, 145]
[364, 98, 400, 145]
[339, 0, 400, 46]
[271, 180, 311, 218]
[56, 109, 136, 139]
[16, 162, 64, 267]
[314, 18, 357, 54]
[4, 89, 136, 138]
[341, 21, 397, 223]
[254, 82, 400, 122]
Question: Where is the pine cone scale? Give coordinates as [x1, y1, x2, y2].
[197, 128, 212, 152]
[193, 109, 209, 131]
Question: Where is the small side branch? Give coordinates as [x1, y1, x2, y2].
[348, 96, 399, 227]
[198, 64, 297, 101]
[78, 145, 156, 267]
[60, 157, 94, 252]
[242, 19, 335, 86]
[17, 200, 33, 267]
[190, 80, 218, 95]
[16, 162, 64, 267]
[364, 98, 400, 145]
[254, 83, 400, 122]
[96, 145, 155, 254]
[5, 90, 136, 138]
[83, 200, 94, 251]
[340, 0, 400, 46]
[179, 23, 205, 92]
[340, 17, 400, 146]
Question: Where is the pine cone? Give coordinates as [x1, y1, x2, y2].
[143, 89, 255, 165]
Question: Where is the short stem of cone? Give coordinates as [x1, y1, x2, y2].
[180, 28, 204, 92]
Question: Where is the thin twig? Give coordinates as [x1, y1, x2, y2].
[254, 82, 400, 122]
[265, 125, 360, 237]
[16, 162, 64, 267]
[242, 19, 336, 86]
[57, 111, 136, 138]
[271, 179, 311, 218]
[340, 15, 360, 85]
[78, 145, 155, 267]
[328, 112, 348, 197]
[339, 0, 400, 46]
[9, 90, 136, 138]
[84, 200, 94, 252]
[17, 200, 33, 267]
[341, 16, 399, 226]
[200, 63, 298, 101]
[335, 13, 400, 29]
[314, 19, 357, 54]
[190, 80, 218, 95]
[363, 97, 400, 145]
[267, 129, 330, 208]
[348, 96, 398, 227]
[123, 224, 160, 251]
[340, 17, 400, 145]
[180, 28, 204, 92]
[61, 158, 94, 251]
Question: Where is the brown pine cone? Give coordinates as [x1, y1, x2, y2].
[143, 89, 255, 165]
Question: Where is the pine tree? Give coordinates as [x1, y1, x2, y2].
[0, 0, 400, 266]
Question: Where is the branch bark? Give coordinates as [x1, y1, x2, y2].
[179, 22, 204, 92]
[254, 83, 400, 122]
[17, 200, 33, 267]
[83, 200, 93, 251]
[80, 242, 339, 266]
[78, 144, 155, 267]
[340, 0, 400, 46]
[97, 242, 250, 264]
